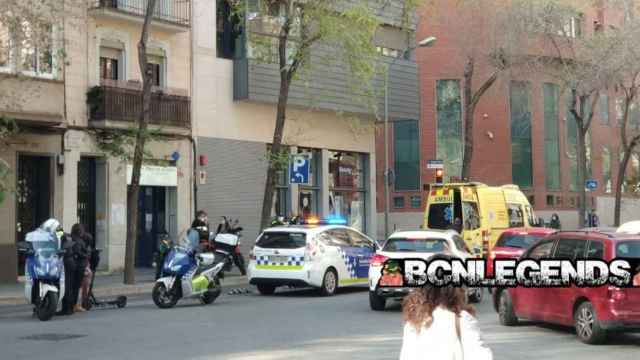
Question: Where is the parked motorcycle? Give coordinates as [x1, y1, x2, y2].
[214, 217, 246, 276]
[152, 229, 225, 309]
[17, 219, 66, 321]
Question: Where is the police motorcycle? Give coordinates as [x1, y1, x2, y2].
[213, 217, 246, 276]
[152, 228, 225, 309]
[16, 219, 66, 321]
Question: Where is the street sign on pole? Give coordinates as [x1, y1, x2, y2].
[289, 154, 310, 185]
[586, 179, 598, 191]
[427, 160, 444, 169]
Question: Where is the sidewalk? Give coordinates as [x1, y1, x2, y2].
[0, 268, 249, 306]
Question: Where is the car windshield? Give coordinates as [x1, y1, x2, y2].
[496, 234, 544, 249]
[383, 238, 448, 252]
[256, 232, 306, 249]
[616, 241, 640, 258]
[428, 203, 453, 230]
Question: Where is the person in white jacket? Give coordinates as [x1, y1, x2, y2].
[399, 257, 493, 360]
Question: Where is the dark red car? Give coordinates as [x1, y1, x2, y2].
[493, 230, 640, 344]
[487, 227, 556, 277]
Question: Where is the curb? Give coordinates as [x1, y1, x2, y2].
[0, 276, 250, 306]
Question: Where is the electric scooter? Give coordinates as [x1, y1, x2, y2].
[82, 249, 127, 310]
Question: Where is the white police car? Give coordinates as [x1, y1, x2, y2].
[248, 218, 377, 296]
[368, 229, 483, 311]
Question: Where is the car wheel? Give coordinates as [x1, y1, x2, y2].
[369, 291, 386, 311]
[256, 284, 276, 295]
[498, 290, 518, 326]
[319, 269, 338, 296]
[574, 302, 607, 344]
[468, 288, 483, 303]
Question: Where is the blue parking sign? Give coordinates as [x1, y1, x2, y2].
[289, 155, 310, 185]
[586, 179, 598, 191]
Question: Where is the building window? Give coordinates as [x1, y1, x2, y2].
[566, 94, 579, 191]
[99, 39, 125, 82]
[410, 195, 422, 209]
[630, 102, 640, 130]
[393, 196, 405, 209]
[603, 146, 612, 194]
[376, 46, 402, 58]
[217, 0, 243, 60]
[329, 151, 367, 232]
[616, 98, 624, 126]
[543, 83, 561, 190]
[436, 80, 463, 181]
[599, 94, 609, 125]
[147, 49, 166, 88]
[625, 152, 640, 195]
[559, 15, 583, 38]
[546, 195, 554, 206]
[19, 21, 56, 78]
[100, 57, 118, 80]
[297, 147, 321, 218]
[394, 120, 420, 191]
[0, 22, 10, 71]
[510, 81, 533, 188]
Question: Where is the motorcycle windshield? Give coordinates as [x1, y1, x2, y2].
[25, 229, 59, 258]
[176, 229, 200, 252]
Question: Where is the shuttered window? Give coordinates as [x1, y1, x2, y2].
[436, 80, 463, 180]
[510, 81, 533, 188]
[394, 120, 420, 191]
[544, 83, 561, 190]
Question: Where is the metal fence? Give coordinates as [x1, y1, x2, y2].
[93, 0, 190, 27]
[90, 85, 191, 128]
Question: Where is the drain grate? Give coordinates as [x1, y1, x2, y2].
[20, 334, 87, 342]
[227, 288, 253, 295]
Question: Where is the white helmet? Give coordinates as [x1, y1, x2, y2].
[40, 218, 61, 234]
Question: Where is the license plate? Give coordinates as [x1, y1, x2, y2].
[269, 255, 289, 263]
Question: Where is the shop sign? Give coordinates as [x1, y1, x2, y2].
[127, 165, 177, 187]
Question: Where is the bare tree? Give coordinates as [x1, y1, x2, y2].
[124, 0, 157, 284]
[606, 13, 640, 225]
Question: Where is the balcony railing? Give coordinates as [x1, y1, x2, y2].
[88, 85, 190, 128]
[92, 0, 190, 27]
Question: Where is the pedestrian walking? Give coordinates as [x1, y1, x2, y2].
[549, 213, 561, 230]
[586, 209, 599, 228]
[58, 229, 80, 315]
[399, 255, 492, 360]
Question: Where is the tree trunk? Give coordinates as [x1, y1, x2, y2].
[576, 128, 587, 229]
[615, 149, 632, 227]
[259, 8, 294, 231]
[124, 0, 156, 285]
[461, 57, 474, 181]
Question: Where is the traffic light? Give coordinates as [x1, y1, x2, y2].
[435, 169, 444, 184]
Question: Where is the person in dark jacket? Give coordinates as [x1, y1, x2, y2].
[70, 224, 90, 313]
[58, 229, 79, 315]
[76, 225, 94, 310]
[549, 213, 561, 230]
[192, 210, 211, 251]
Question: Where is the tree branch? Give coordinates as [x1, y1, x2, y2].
[471, 71, 499, 108]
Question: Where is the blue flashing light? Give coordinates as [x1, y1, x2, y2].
[325, 216, 347, 225]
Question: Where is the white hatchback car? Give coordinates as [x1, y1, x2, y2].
[248, 224, 377, 296]
[368, 229, 483, 311]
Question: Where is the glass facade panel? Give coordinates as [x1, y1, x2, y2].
[394, 120, 420, 191]
[329, 151, 367, 232]
[436, 80, 463, 180]
[510, 81, 533, 188]
[543, 83, 561, 190]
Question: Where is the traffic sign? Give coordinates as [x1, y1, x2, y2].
[427, 160, 444, 169]
[289, 154, 310, 185]
[586, 179, 598, 191]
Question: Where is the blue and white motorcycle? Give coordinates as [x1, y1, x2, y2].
[17, 219, 66, 321]
[152, 229, 225, 309]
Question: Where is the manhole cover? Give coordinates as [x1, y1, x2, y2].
[20, 334, 87, 342]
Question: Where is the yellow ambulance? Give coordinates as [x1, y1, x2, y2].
[422, 183, 538, 257]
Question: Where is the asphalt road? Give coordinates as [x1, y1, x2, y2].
[1, 286, 639, 360]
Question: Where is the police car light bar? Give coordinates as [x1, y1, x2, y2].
[302, 216, 347, 225]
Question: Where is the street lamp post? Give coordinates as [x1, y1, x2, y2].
[383, 36, 436, 240]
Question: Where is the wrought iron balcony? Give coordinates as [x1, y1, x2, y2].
[91, 0, 190, 28]
[88, 83, 191, 129]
